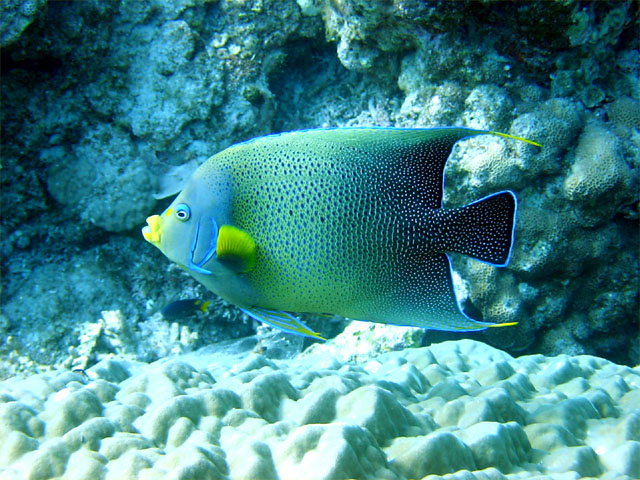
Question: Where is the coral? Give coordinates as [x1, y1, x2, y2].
[301, 321, 424, 364]
[438, 92, 637, 360]
[151, 20, 196, 76]
[482, 275, 522, 326]
[463, 85, 514, 130]
[0, 0, 46, 47]
[563, 122, 636, 225]
[509, 200, 576, 278]
[454, 98, 584, 196]
[318, 0, 444, 75]
[398, 80, 467, 127]
[45, 124, 159, 232]
[0, 249, 135, 368]
[135, 314, 200, 362]
[69, 311, 130, 371]
[509, 98, 585, 175]
[395, 30, 523, 129]
[65, 310, 201, 370]
[456, 136, 527, 192]
[462, 261, 498, 304]
[1, 338, 639, 479]
[605, 96, 640, 131]
[388, 432, 476, 477]
[296, 0, 322, 17]
[550, 2, 635, 108]
[119, 21, 225, 149]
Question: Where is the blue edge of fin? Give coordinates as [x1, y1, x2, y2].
[237, 127, 523, 340]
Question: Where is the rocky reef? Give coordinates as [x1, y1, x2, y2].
[1, 337, 639, 479]
[0, 0, 638, 376]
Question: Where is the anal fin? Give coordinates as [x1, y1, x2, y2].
[363, 254, 511, 332]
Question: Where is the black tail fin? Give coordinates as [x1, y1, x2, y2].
[442, 191, 517, 266]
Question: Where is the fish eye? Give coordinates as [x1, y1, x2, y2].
[175, 204, 191, 222]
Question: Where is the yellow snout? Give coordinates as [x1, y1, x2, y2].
[142, 215, 162, 245]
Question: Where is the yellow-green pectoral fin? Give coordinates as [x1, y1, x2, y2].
[240, 307, 326, 341]
[216, 225, 257, 273]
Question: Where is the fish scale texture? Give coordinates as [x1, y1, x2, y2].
[1, 338, 639, 480]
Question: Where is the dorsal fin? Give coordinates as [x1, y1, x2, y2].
[327, 127, 492, 208]
[267, 127, 539, 208]
[225, 127, 539, 209]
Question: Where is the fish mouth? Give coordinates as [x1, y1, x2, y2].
[142, 215, 162, 246]
[187, 216, 219, 275]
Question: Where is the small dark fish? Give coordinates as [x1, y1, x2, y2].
[71, 368, 89, 379]
[161, 299, 211, 320]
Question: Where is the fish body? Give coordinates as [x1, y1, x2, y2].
[160, 299, 211, 320]
[143, 127, 539, 339]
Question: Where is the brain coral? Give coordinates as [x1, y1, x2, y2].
[563, 122, 636, 225]
[605, 96, 640, 131]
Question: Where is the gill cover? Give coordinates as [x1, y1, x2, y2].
[188, 216, 219, 274]
[188, 219, 257, 275]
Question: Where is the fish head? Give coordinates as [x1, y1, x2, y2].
[142, 179, 230, 277]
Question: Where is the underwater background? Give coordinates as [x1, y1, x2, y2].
[0, 1, 639, 478]
[1, 0, 638, 373]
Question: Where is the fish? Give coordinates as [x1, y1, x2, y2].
[160, 298, 211, 320]
[142, 127, 541, 340]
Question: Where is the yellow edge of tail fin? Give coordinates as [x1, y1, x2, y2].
[489, 130, 542, 148]
[488, 321, 519, 328]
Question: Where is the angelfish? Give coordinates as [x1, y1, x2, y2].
[143, 127, 540, 340]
